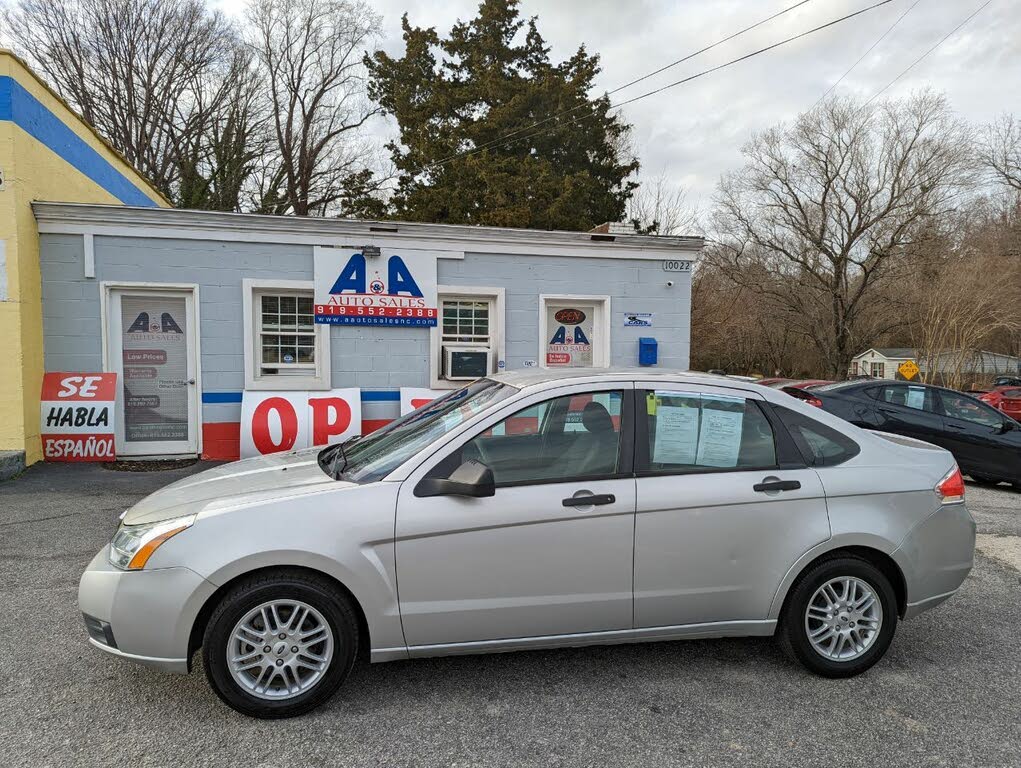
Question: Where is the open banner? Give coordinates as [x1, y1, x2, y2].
[240, 389, 362, 458]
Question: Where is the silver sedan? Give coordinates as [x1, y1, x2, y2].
[79, 369, 975, 718]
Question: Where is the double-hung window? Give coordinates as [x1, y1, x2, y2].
[244, 279, 331, 390]
[430, 287, 505, 388]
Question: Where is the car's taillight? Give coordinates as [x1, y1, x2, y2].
[804, 396, 823, 408]
[935, 466, 965, 504]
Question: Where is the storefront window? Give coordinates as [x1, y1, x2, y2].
[259, 293, 317, 375]
[120, 295, 189, 442]
[541, 297, 609, 368]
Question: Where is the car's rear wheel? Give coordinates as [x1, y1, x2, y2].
[779, 556, 897, 678]
[202, 570, 358, 718]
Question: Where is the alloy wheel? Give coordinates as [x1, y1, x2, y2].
[804, 576, 883, 662]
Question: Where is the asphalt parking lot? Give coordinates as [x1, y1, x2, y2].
[1, 463, 1019, 768]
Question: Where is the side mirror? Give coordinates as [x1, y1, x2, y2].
[999, 420, 1016, 434]
[414, 459, 496, 498]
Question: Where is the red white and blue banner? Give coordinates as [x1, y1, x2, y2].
[239, 389, 362, 458]
[314, 247, 439, 327]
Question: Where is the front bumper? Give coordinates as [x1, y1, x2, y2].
[78, 546, 217, 674]
[895, 502, 976, 620]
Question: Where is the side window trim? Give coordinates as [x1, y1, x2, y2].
[633, 389, 793, 476]
[423, 386, 636, 489]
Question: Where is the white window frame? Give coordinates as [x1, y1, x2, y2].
[430, 285, 506, 389]
[538, 294, 611, 369]
[243, 278, 331, 391]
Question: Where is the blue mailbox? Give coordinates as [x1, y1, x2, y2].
[639, 337, 658, 366]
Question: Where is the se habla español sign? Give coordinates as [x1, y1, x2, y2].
[40, 373, 117, 461]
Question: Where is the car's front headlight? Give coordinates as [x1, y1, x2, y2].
[108, 514, 197, 570]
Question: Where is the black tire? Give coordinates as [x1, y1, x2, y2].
[202, 569, 359, 718]
[968, 474, 1001, 486]
[778, 556, 897, 678]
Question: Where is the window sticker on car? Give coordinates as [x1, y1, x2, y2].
[906, 386, 926, 410]
[653, 400, 700, 464]
[696, 396, 745, 467]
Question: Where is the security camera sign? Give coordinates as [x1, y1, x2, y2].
[40, 373, 117, 461]
[313, 247, 439, 327]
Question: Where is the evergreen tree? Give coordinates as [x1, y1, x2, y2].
[366, 0, 639, 230]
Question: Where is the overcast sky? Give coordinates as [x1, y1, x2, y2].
[203, 0, 1021, 212]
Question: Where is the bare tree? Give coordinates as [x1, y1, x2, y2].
[713, 92, 975, 378]
[626, 172, 698, 235]
[979, 114, 1021, 193]
[246, 0, 383, 217]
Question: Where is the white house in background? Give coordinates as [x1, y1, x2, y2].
[850, 348, 915, 379]
[850, 347, 1021, 380]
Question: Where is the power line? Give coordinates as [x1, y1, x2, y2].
[419, 0, 817, 172]
[865, 0, 993, 104]
[423, 0, 896, 173]
[814, 0, 924, 108]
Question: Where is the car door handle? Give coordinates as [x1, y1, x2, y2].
[562, 494, 616, 507]
[753, 479, 802, 493]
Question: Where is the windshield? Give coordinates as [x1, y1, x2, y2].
[318, 379, 516, 484]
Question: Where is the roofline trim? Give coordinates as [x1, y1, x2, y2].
[32, 202, 705, 259]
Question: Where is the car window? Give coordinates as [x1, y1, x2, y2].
[939, 392, 1005, 427]
[773, 406, 860, 467]
[328, 379, 515, 483]
[867, 384, 938, 413]
[454, 391, 625, 486]
[641, 391, 776, 472]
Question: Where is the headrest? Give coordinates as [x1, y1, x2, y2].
[581, 401, 614, 433]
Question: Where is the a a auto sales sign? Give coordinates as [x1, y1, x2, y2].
[314, 246, 439, 327]
[40, 373, 117, 461]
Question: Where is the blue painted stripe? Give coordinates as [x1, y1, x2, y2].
[202, 391, 243, 404]
[0, 76, 159, 207]
[359, 390, 401, 402]
[202, 390, 401, 404]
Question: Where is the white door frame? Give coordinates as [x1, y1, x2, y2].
[101, 282, 202, 457]
[538, 294, 611, 369]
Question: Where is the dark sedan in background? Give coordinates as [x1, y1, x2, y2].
[806, 380, 1021, 487]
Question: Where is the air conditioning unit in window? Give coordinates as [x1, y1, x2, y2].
[443, 346, 493, 381]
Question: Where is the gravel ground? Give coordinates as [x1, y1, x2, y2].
[1, 463, 1019, 768]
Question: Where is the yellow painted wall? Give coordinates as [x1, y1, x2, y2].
[0, 50, 169, 465]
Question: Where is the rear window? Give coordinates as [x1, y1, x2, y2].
[773, 406, 860, 467]
[813, 381, 863, 393]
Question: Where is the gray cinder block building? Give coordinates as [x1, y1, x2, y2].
[34, 203, 702, 459]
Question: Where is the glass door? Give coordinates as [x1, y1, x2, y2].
[106, 288, 199, 457]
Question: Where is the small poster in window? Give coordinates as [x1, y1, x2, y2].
[906, 386, 926, 410]
[695, 396, 745, 467]
[653, 402, 700, 464]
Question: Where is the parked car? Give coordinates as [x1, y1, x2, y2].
[808, 380, 1021, 486]
[993, 375, 1021, 387]
[79, 369, 975, 718]
[978, 387, 1021, 421]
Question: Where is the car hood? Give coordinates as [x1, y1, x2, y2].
[122, 448, 354, 526]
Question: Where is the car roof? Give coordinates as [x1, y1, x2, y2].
[488, 367, 764, 392]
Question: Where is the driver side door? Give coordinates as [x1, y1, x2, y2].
[394, 384, 636, 652]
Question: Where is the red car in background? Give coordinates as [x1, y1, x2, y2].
[978, 387, 1021, 420]
[774, 379, 835, 407]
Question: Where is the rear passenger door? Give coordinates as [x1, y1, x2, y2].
[867, 384, 943, 443]
[632, 385, 830, 629]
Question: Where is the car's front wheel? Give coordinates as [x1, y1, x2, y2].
[779, 556, 897, 678]
[202, 570, 358, 718]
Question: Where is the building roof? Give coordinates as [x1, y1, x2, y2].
[1, 49, 170, 207]
[854, 347, 915, 360]
[32, 202, 704, 260]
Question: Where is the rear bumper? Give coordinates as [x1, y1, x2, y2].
[895, 502, 976, 619]
[78, 546, 217, 674]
